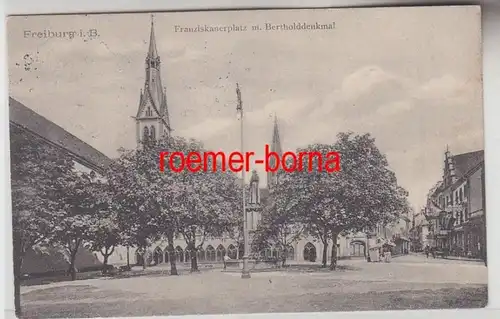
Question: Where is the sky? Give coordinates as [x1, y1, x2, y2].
[7, 6, 483, 212]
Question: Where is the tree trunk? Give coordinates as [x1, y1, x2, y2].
[68, 251, 78, 281]
[167, 233, 178, 275]
[126, 246, 130, 268]
[13, 253, 23, 317]
[102, 254, 110, 274]
[100, 246, 114, 273]
[321, 242, 328, 268]
[330, 233, 338, 271]
[67, 239, 81, 281]
[190, 248, 199, 272]
[142, 250, 147, 270]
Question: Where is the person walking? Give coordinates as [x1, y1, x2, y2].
[223, 254, 230, 270]
[424, 245, 429, 258]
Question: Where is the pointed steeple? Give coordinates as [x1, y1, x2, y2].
[267, 114, 283, 190]
[271, 114, 282, 155]
[148, 14, 158, 59]
[135, 15, 172, 148]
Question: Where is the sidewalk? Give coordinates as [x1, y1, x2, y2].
[412, 252, 483, 262]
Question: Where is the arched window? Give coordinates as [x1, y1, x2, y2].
[153, 247, 163, 265]
[238, 244, 244, 259]
[143, 126, 150, 142]
[216, 244, 226, 262]
[135, 248, 144, 266]
[150, 126, 156, 141]
[175, 246, 184, 263]
[146, 107, 152, 117]
[287, 246, 295, 260]
[272, 247, 279, 258]
[197, 248, 205, 261]
[303, 242, 316, 262]
[350, 241, 366, 257]
[227, 245, 237, 259]
[206, 245, 216, 261]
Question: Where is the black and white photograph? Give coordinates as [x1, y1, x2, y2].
[7, 6, 487, 318]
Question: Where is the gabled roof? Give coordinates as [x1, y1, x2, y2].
[9, 97, 112, 172]
[452, 150, 484, 179]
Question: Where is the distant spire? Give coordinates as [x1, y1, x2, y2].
[272, 115, 281, 154]
[148, 14, 158, 59]
[267, 114, 283, 190]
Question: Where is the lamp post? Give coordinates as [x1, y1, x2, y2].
[236, 83, 251, 279]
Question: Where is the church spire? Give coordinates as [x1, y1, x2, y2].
[271, 114, 282, 155]
[135, 15, 171, 148]
[148, 14, 158, 59]
[267, 114, 283, 190]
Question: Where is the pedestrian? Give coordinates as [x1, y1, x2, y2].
[424, 245, 429, 258]
[383, 246, 390, 263]
[223, 254, 230, 270]
[386, 248, 392, 263]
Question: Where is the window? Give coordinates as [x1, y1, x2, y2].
[227, 245, 237, 259]
[143, 126, 149, 142]
[197, 248, 205, 261]
[216, 244, 226, 261]
[206, 245, 216, 261]
[146, 107, 152, 117]
[175, 246, 184, 263]
[150, 126, 156, 140]
[459, 188, 463, 202]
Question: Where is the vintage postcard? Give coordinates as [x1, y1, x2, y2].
[7, 6, 485, 318]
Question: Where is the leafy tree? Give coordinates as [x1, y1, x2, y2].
[289, 132, 410, 270]
[106, 148, 162, 271]
[158, 137, 242, 272]
[9, 126, 73, 316]
[85, 209, 122, 272]
[50, 170, 107, 280]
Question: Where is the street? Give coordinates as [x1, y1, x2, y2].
[20, 254, 487, 318]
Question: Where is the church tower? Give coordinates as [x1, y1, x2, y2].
[267, 115, 283, 190]
[135, 15, 172, 147]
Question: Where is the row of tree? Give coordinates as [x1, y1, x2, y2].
[10, 129, 409, 316]
[252, 132, 410, 269]
[10, 131, 243, 316]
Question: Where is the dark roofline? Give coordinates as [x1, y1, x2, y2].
[9, 97, 112, 174]
[450, 160, 484, 188]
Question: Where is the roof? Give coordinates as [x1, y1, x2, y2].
[452, 150, 484, 179]
[9, 97, 112, 172]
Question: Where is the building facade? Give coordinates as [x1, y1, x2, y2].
[424, 148, 486, 259]
[9, 97, 112, 275]
[409, 209, 430, 252]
